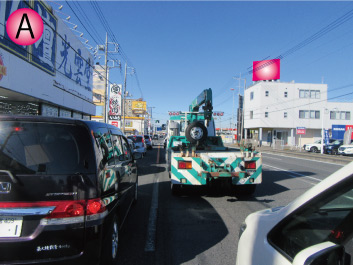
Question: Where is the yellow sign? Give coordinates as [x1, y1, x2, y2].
[132, 101, 146, 111]
[124, 116, 145, 120]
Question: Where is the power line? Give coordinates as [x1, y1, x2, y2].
[242, 7, 353, 77]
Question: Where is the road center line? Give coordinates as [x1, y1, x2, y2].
[144, 175, 159, 252]
[156, 145, 160, 164]
[263, 163, 322, 182]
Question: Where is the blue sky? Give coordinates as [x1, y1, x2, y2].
[61, 1, 353, 127]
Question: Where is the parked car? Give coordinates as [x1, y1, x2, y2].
[127, 138, 136, 152]
[303, 138, 336, 152]
[127, 135, 147, 156]
[144, 134, 153, 150]
[0, 115, 142, 265]
[324, 139, 349, 155]
[338, 144, 353, 156]
[236, 161, 353, 265]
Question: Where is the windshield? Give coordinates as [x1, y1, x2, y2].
[0, 121, 95, 175]
[332, 140, 342, 145]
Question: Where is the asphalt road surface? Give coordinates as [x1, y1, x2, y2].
[116, 147, 344, 265]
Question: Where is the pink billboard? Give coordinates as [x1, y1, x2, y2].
[252, 59, 280, 81]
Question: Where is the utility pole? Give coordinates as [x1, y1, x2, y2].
[103, 32, 108, 123]
[94, 33, 119, 124]
[233, 74, 246, 141]
[122, 63, 127, 134]
[230, 88, 235, 133]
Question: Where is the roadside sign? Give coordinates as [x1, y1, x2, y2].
[296, 127, 306, 135]
[324, 129, 329, 145]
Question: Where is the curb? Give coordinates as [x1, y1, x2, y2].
[224, 144, 353, 166]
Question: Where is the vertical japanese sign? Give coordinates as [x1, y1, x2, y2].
[108, 84, 122, 120]
[56, 14, 93, 100]
[324, 129, 329, 145]
[0, 0, 29, 59]
[32, 1, 56, 75]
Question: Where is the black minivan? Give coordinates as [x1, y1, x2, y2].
[0, 115, 141, 265]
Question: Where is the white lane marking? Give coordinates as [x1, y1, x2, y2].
[264, 164, 322, 183]
[288, 174, 316, 186]
[261, 152, 345, 166]
[263, 156, 282, 161]
[144, 176, 159, 252]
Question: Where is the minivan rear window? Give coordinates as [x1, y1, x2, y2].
[128, 136, 142, 143]
[0, 121, 95, 175]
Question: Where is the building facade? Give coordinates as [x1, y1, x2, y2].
[244, 81, 353, 146]
[0, 1, 95, 119]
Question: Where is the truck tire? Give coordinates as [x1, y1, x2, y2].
[171, 182, 182, 196]
[310, 146, 318, 153]
[234, 185, 256, 197]
[185, 122, 208, 144]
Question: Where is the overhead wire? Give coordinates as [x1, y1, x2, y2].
[89, 0, 144, 98]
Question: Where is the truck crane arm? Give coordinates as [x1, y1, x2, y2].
[189, 88, 213, 123]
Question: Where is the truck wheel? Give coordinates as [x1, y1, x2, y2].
[310, 146, 318, 153]
[185, 122, 208, 144]
[171, 182, 182, 196]
[234, 185, 256, 197]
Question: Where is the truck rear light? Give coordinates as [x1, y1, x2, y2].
[178, 161, 192, 169]
[245, 161, 256, 169]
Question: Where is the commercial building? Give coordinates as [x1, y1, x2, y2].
[0, 1, 95, 118]
[244, 80, 353, 146]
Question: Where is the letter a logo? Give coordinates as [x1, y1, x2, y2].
[6, 8, 43, 46]
[16, 13, 35, 39]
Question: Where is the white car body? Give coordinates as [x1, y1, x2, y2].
[304, 140, 322, 152]
[236, 161, 353, 265]
[338, 144, 353, 155]
[304, 139, 337, 152]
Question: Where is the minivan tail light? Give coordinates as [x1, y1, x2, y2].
[45, 199, 106, 219]
[86, 199, 106, 215]
[46, 201, 86, 219]
[245, 161, 256, 169]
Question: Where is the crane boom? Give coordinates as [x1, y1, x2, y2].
[189, 88, 213, 123]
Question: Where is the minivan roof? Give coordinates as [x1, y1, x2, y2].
[0, 115, 124, 136]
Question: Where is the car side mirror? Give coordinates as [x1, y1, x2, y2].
[133, 152, 142, 160]
[292, 242, 348, 265]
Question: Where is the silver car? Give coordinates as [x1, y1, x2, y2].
[128, 135, 147, 156]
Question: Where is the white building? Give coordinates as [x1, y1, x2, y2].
[0, 1, 95, 118]
[244, 80, 353, 146]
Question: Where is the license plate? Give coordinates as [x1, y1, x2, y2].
[247, 169, 256, 175]
[0, 217, 23, 237]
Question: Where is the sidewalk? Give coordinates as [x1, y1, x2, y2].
[225, 143, 353, 165]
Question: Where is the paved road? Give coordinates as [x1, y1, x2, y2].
[116, 147, 344, 265]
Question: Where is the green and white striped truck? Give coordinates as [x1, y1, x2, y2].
[165, 89, 262, 196]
